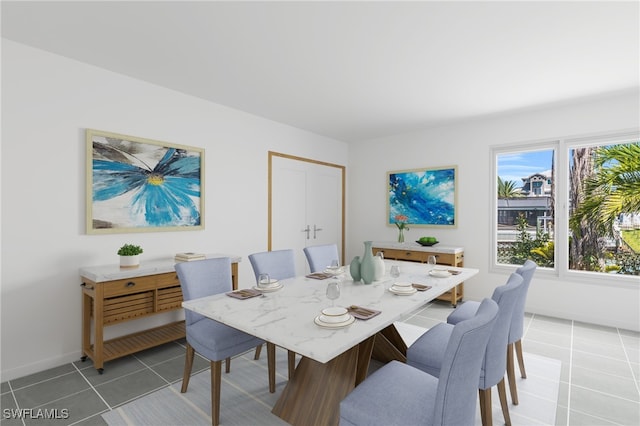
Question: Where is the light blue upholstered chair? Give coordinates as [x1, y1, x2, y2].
[175, 258, 275, 426]
[409, 273, 523, 426]
[248, 249, 297, 376]
[248, 249, 297, 282]
[339, 298, 499, 426]
[447, 260, 537, 406]
[303, 243, 340, 273]
[506, 260, 537, 404]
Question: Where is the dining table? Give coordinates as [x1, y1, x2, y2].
[182, 259, 478, 426]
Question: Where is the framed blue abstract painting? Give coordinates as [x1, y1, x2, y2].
[86, 129, 204, 234]
[388, 166, 457, 228]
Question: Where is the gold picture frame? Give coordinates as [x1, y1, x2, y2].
[86, 129, 204, 234]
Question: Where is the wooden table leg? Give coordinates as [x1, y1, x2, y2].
[272, 336, 375, 426]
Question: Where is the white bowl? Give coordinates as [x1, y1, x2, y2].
[430, 270, 451, 278]
[258, 279, 279, 288]
[391, 284, 415, 293]
[320, 307, 350, 323]
[393, 281, 412, 288]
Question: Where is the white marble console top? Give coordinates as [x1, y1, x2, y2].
[372, 241, 463, 254]
[79, 253, 241, 282]
[183, 259, 477, 364]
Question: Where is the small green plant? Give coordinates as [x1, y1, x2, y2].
[117, 243, 143, 256]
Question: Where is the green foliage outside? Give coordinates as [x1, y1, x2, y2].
[621, 229, 640, 253]
[510, 213, 554, 267]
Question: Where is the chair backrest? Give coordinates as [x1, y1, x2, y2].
[432, 298, 498, 426]
[509, 260, 537, 344]
[175, 257, 232, 326]
[248, 249, 296, 282]
[480, 273, 523, 389]
[303, 244, 340, 273]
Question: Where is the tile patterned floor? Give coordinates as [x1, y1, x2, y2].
[2, 300, 639, 425]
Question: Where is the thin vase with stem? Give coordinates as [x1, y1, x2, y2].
[398, 228, 405, 243]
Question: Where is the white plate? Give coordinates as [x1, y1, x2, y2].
[314, 315, 355, 328]
[389, 286, 417, 295]
[323, 266, 345, 276]
[258, 279, 279, 287]
[429, 270, 451, 278]
[321, 307, 348, 316]
[253, 282, 283, 292]
[320, 307, 350, 323]
[319, 314, 351, 323]
[391, 284, 415, 293]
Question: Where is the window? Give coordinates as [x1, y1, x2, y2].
[492, 131, 639, 280]
[495, 147, 556, 269]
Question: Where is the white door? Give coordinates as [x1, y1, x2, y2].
[270, 153, 344, 275]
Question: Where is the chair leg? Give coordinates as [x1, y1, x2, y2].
[479, 388, 492, 426]
[267, 342, 276, 393]
[225, 357, 231, 374]
[254, 343, 262, 360]
[497, 378, 512, 426]
[506, 343, 519, 405]
[287, 350, 296, 379]
[515, 339, 527, 378]
[211, 360, 222, 426]
[181, 343, 195, 393]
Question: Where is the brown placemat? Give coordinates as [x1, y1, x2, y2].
[412, 284, 432, 291]
[347, 305, 381, 320]
[306, 272, 333, 280]
[226, 289, 262, 299]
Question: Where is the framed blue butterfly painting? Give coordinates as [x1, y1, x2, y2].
[86, 129, 204, 234]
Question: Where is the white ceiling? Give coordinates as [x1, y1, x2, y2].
[2, 1, 639, 142]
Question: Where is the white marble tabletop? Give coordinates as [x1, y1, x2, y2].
[182, 260, 478, 364]
[79, 253, 242, 282]
[372, 241, 464, 254]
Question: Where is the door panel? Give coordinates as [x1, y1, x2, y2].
[270, 153, 344, 275]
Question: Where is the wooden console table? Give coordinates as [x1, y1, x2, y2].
[80, 254, 240, 373]
[372, 242, 465, 306]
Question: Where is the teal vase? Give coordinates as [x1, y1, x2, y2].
[360, 241, 375, 284]
[350, 256, 361, 282]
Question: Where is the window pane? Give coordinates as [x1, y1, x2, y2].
[568, 141, 640, 275]
[497, 149, 555, 267]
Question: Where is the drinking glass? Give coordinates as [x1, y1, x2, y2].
[427, 256, 437, 268]
[390, 265, 400, 279]
[326, 281, 340, 307]
[258, 273, 270, 289]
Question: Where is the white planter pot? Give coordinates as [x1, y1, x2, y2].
[120, 254, 140, 268]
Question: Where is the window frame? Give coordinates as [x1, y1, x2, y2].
[490, 129, 640, 286]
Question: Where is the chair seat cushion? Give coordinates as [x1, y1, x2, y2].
[406, 323, 453, 378]
[446, 300, 480, 325]
[340, 361, 438, 426]
[187, 318, 264, 361]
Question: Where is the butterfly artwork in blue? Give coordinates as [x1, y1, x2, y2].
[89, 131, 203, 231]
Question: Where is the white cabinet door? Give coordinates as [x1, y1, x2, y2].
[270, 153, 344, 275]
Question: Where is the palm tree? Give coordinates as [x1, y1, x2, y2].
[570, 142, 640, 236]
[569, 147, 599, 270]
[498, 177, 521, 198]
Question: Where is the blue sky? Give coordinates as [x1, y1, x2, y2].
[497, 149, 554, 185]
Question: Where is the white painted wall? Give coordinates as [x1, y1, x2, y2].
[347, 92, 640, 332]
[2, 39, 638, 381]
[0, 40, 348, 380]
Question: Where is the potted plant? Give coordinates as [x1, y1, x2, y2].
[118, 243, 143, 268]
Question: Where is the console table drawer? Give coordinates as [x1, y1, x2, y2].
[377, 248, 427, 262]
[102, 275, 157, 297]
[156, 272, 180, 287]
